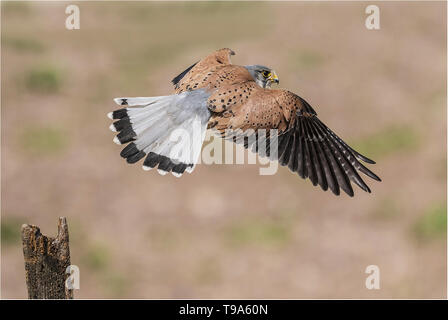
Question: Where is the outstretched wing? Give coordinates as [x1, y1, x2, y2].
[208, 87, 381, 196]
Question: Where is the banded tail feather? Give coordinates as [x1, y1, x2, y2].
[108, 89, 211, 177]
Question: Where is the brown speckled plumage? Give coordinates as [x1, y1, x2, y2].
[175, 49, 311, 135]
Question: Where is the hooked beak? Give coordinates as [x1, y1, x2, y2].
[269, 71, 279, 84]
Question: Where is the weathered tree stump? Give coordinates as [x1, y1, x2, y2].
[21, 217, 73, 299]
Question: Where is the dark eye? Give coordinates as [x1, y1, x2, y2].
[262, 71, 270, 78]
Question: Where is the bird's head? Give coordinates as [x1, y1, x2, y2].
[245, 65, 279, 89]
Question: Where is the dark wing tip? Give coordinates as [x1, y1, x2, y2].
[350, 147, 376, 164]
[358, 163, 382, 182]
[283, 111, 381, 196]
[331, 186, 341, 196]
[171, 62, 198, 86]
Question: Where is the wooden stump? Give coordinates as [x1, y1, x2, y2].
[21, 217, 74, 299]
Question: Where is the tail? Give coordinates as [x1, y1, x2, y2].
[108, 90, 211, 177]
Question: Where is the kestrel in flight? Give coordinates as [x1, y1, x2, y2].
[108, 48, 381, 196]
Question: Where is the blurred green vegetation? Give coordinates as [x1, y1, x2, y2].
[413, 203, 447, 241]
[77, 236, 130, 296]
[25, 66, 62, 93]
[351, 126, 420, 160]
[292, 50, 325, 69]
[82, 242, 111, 271]
[1, 217, 24, 246]
[371, 197, 399, 220]
[427, 87, 446, 110]
[195, 257, 221, 285]
[120, 1, 259, 20]
[223, 218, 291, 248]
[147, 226, 181, 251]
[19, 126, 67, 156]
[64, 219, 85, 247]
[1, 1, 30, 15]
[3, 37, 45, 53]
[434, 157, 447, 182]
[101, 272, 129, 297]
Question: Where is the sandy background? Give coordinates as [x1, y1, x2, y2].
[1, 1, 446, 298]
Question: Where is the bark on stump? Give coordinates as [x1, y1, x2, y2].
[21, 217, 73, 299]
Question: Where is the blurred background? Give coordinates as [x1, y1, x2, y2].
[1, 1, 446, 298]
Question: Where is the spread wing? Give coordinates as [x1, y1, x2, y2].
[208, 86, 381, 196]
